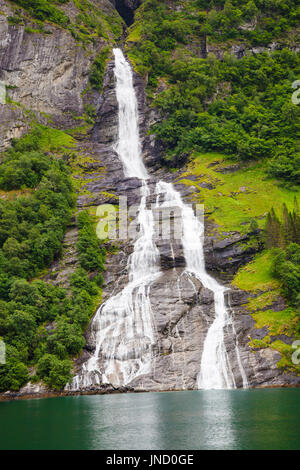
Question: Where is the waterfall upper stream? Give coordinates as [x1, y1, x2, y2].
[68, 48, 248, 392]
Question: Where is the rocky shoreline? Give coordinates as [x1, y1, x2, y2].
[2, 382, 300, 403]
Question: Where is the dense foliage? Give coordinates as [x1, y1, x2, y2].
[151, 50, 299, 173]
[130, 0, 299, 55]
[272, 243, 300, 306]
[128, 0, 300, 322]
[89, 47, 110, 92]
[0, 135, 74, 280]
[128, 0, 299, 185]
[12, 0, 70, 26]
[197, 0, 299, 45]
[9, 0, 123, 44]
[265, 199, 300, 249]
[0, 133, 105, 392]
[265, 200, 300, 306]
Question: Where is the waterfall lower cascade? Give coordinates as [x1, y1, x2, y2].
[68, 48, 248, 391]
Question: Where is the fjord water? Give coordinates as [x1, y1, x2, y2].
[1, 390, 300, 450]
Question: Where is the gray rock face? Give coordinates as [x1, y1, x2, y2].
[91, 61, 119, 144]
[0, 0, 112, 148]
[0, 105, 28, 151]
[1, 2, 299, 396]
[124, 0, 141, 9]
[69, 57, 300, 392]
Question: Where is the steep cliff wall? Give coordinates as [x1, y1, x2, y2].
[70, 61, 299, 391]
[0, 0, 122, 150]
[0, 0, 299, 399]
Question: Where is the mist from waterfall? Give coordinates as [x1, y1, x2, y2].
[67, 48, 248, 391]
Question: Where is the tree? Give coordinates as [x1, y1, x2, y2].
[37, 354, 72, 390]
[0, 346, 29, 392]
[265, 208, 284, 249]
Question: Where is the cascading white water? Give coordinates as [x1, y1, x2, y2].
[113, 48, 148, 180]
[68, 49, 160, 390]
[68, 48, 248, 391]
[156, 181, 248, 389]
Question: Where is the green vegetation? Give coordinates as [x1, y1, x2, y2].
[126, 0, 300, 375]
[0, 129, 106, 392]
[252, 307, 298, 337]
[89, 47, 110, 92]
[12, 0, 70, 27]
[129, 0, 299, 59]
[178, 151, 300, 373]
[198, 0, 299, 45]
[177, 153, 299, 234]
[265, 200, 299, 249]
[235, 249, 299, 374]
[0, 125, 75, 190]
[151, 49, 299, 176]
[77, 211, 106, 274]
[264, 202, 299, 305]
[1, 0, 299, 386]
[272, 244, 300, 306]
[0, 136, 74, 280]
[233, 251, 279, 291]
[10, 0, 123, 44]
[127, 1, 299, 186]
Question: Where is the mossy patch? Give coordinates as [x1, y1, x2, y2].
[246, 290, 282, 312]
[233, 251, 279, 292]
[270, 340, 300, 374]
[127, 23, 142, 43]
[32, 125, 76, 152]
[252, 308, 299, 337]
[178, 153, 299, 235]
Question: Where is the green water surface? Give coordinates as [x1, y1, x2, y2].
[1, 389, 300, 450]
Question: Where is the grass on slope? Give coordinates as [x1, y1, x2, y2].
[233, 250, 299, 375]
[21, 124, 76, 151]
[177, 152, 299, 235]
[232, 251, 279, 292]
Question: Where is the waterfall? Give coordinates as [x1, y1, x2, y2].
[67, 48, 248, 391]
[68, 49, 160, 389]
[156, 181, 248, 389]
[113, 48, 148, 180]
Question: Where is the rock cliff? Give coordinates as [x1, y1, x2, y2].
[0, 0, 299, 399]
[68, 56, 300, 392]
[0, 0, 119, 150]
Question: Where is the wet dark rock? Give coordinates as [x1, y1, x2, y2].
[215, 164, 241, 174]
[114, 0, 141, 26]
[270, 335, 294, 345]
[204, 231, 260, 276]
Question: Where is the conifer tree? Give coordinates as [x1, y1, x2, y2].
[291, 197, 300, 244]
[282, 203, 293, 245]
